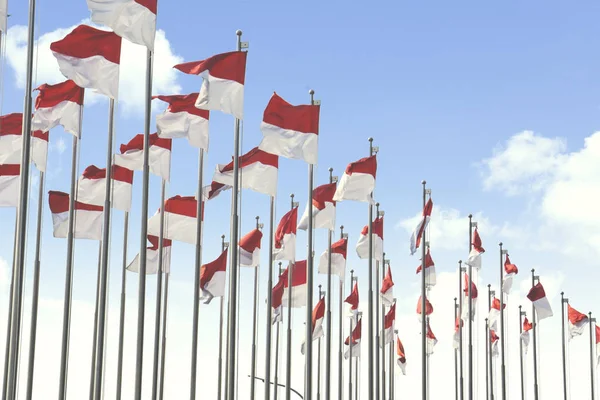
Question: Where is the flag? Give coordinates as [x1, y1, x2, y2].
[154, 93, 210, 150]
[32, 80, 84, 137]
[416, 248, 436, 287]
[174, 51, 248, 119]
[521, 317, 533, 354]
[453, 317, 463, 349]
[344, 317, 362, 359]
[416, 296, 433, 323]
[488, 297, 505, 331]
[202, 180, 231, 201]
[87, 0, 156, 49]
[0, 113, 48, 170]
[301, 296, 325, 354]
[345, 282, 359, 318]
[356, 216, 383, 261]
[273, 207, 297, 262]
[409, 198, 433, 255]
[77, 165, 134, 211]
[333, 155, 377, 204]
[567, 304, 588, 340]
[462, 273, 478, 322]
[212, 147, 278, 196]
[502, 254, 518, 294]
[317, 236, 347, 279]
[48, 190, 103, 240]
[426, 324, 437, 355]
[200, 248, 228, 304]
[396, 336, 407, 375]
[127, 235, 172, 274]
[298, 182, 336, 230]
[527, 282, 553, 321]
[595, 325, 600, 366]
[271, 274, 285, 325]
[281, 260, 307, 308]
[50, 25, 121, 99]
[31, 131, 49, 172]
[147, 195, 201, 244]
[380, 265, 394, 306]
[0, 165, 19, 207]
[465, 228, 485, 269]
[239, 228, 262, 267]
[380, 302, 395, 347]
[490, 330, 499, 357]
[114, 133, 172, 181]
[258, 92, 320, 164]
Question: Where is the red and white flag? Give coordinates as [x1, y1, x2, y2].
[595, 325, 600, 366]
[147, 195, 201, 244]
[487, 297, 505, 331]
[77, 164, 134, 211]
[271, 275, 285, 324]
[396, 336, 407, 375]
[281, 260, 307, 308]
[333, 155, 377, 204]
[32, 80, 84, 137]
[154, 93, 210, 150]
[416, 296, 433, 323]
[453, 317, 463, 349]
[301, 296, 325, 354]
[31, 131, 49, 172]
[239, 228, 262, 267]
[298, 182, 336, 230]
[317, 236, 347, 279]
[409, 198, 433, 255]
[465, 228, 485, 269]
[212, 147, 278, 196]
[356, 216, 383, 261]
[381, 302, 396, 346]
[114, 133, 172, 181]
[462, 273, 478, 322]
[273, 207, 297, 262]
[87, 0, 156, 49]
[174, 51, 248, 120]
[127, 235, 172, 274]
[345, 282, 359, 318]
[568, 304, 588, 339]
[258, 92, 320, 164]
[0, 165, 19, 207]
[202, 180, 231, 201]
[521, 317, 533, 353]
[502, 254, 518, 294]
[50, 25, 121, 99]
[380, 265, 394, 306]
[426, 324, 438, 355]
[344, 317, 362, 359]
[490, 330, 499, 357]
[200, 248, 228, 304]
[0, 114, 48, 171]
[416, 248, 436, 287]
[48, 190, 103, 240]
[527, 282, 553, 321]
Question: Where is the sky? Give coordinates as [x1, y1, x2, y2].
[1, 0, 600, 399]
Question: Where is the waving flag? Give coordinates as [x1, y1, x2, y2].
[453, 317, 463, 349]
[426, 324, 437, 355]
[503, 254, 518, 294]
[380, 265, 394, 306]
[345, 282, 359, 318]
[356, 216, 383, 261]
[273, 207, 297, 262]
[396, 336, 407, 375]
[147, 195, 201, 244]
[462, 273, 478, 321]
[416, 296, 433, 323]
[0, 165, 19, 207]
[33, 80, 84, 137]
[344, 317, 362, 359]
[381, 302, 396, 346]
[114, 133, 172, 181]
[271, 275, 285, 324]
[281, 260, 307, 308]
[200, 248, 228, 304]
[521, 317, 533, 353]
[154, 93, 210, 150]
[317, 236, 347, 278]
[127, 235, 172, 274]
[77, 165, 134, 211]
[488, 297, 505, 331]
[239, 228, 262, 267]
[596, 325, 600, 365]
[298, 182, 336, 230]
[0, 114, 48, 171]
[527, 282, 553, 321]
[416, 248, 436, 287]
[202, 180, 231, 201]
[212, 147, 278, 196]
[568, 305, 588, 339]
[301, 296, 325, 354]
[490, 330, 500, 357]
[48, 190, 103, 240]
[409, 198, 433, 255]
[333, 155, 377, 204]
[465, 228, 485, 269]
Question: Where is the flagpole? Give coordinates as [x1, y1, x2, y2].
[158, 269, 171, 400]
[338, 226, 347, 400]
[485, 317, 489, 400]
[420, 181, 427, 400]
[134, 46, 154, 400]
[590, 313, 596, 400]
[325, 167, 334, 400]
[89, 243, 102, 398]
[317, 285, 324, 400]
[381, 254, 387, 400]
[488, 286, 494, 400]
[375, 203, 380, 400]
[368, 138, 376, 400]
[250, 216, 263, 400]
[392, 328, 397, 400]
[519, 306, 525, 400]
[454, 297, 459, 400]
[264, 195, 276, 400]
[531, 269, 539, 400]
[24, 170, 45, 400]
[218, 235, 228, 400]
[467, 214, 475, 400]
[499, 243, 507, 400]
[274, 263, 283, 400]
[560, 292, 568, 400]
[355, 312, 361, 400]
[286, 195, 297, 400]
[115, 211, 129, 400]
[2, 216, 18, 400]
[458, 260, 464, 400]
[348, 270, 355, 400]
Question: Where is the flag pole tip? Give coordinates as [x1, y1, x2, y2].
[328, 167, 333, 172]
[499, 242, 503, 246]
[487, 284, 491, 288]
[468, 213, 472, 218]
[309, 89, 315, 95]
[340, 225, 344, 229]
[236, 29, 243, 36]
[368, 137, 374, 142]
[421, 180, 426, 185]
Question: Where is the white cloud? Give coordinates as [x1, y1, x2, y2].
[5, 22, 183, 115]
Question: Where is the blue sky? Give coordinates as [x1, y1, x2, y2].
[1, 0, 600, 398]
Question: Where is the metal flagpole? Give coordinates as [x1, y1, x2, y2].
[392, 328, 397, 400]
[286, 195, 298, 400]
[468, 214, 476, 400]
[355, 312, 361, 400]
[590, 313, 596, 400]
[519, 306, 525, 400]
[348, 270, 355, 400]
[218, 235, 229, 400]
[24, 170, 45, 400]
[134, 46, 154, 400]
[420, 181, 428, 400]
[325, 168, 336, 400]
[381, 254, 387, 400]
[531, 270, 539, 400]
[499, 243, 507, 400]
[115, 212, 129, 400]
[488, 286, 494, 400]
[317, 285, 324, 400]
[485, 317, 489, 400]
[561, 292, 568, 400]
[264, 195, 276, 400]
[274, 263, 283, 400]
[458, 260, 464, 400]
[2, 216, 18, 400]
[250, 216, 263, 400]
[368, 138, 377, 400]
[158, 269, 171, 400]
[338, 226, 347, 400]
[89, 244, 103, 399]
[151, 180, 167, 400]
[454, 297, 459, 400]
[375, 203, 381, 400]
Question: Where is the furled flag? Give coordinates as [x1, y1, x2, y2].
[596, 325, 600, 366]
[0, 165, 19, 207]
[127, 235, 172, 274]
[487, 297, 505, 331]
[77, 165, 134, 211]
[344, 317, 362, 359]
[298, 182, 336, 230]
[281, 260, 307, 308]
[147, 195, 201, 244]
[345, 281, 359, 319]
[258, 92, 320, 164]
[0, 0, 7, 33]
[200, 248, 228, 304]
[301, 296, 325, 354]
[490, 330, 499, 357]
[396, 336, 407, 375]
[502, 254, 518, 294]
[409, 198, 433, 256]
[356, 216, 383, 261]
[87, 0, 156, 49]
[380, 265, 394, 306]
[333, 155, 377, 204]
[465, 228, 485, 269]
[202, 180, 231, 201]
[426, 324, 437, 355]
[462, 273, 478, 322]
[417, 296, 433, 323]
[381, 302, 396, 347]
[114, 133, 172, 181]
[50, 25, 121, 99]
[174, 51, 248, 119]
[0, 113, 48, 171]
[32, 80, 84, 137]
[239, 227, 262, 267]
[271, 274, 285, 325]
[521, 317, 533, 354]
[317, 236, 347, 279]
[416, 248, 436, 287]
[453, 317, 463, 349]
[568, 305, 588, 340]
[154, 93, 210, 150]
[527, 282, 553, 321]
[212, 147, 278, 197]
[273, 207, 297, 262]
[48, 190, 103, 240]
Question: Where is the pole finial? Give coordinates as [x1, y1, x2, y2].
[421, 180, 426, 185]
[488, 284, 491, 288]
[221, 234, 225, 240]
[459, 260, 462, 264]
[499, 242, 503, 246]
[309, 89, 315, 95]
[519, 305, 522, 310]
[368, 137, 373, 142]
[236, 29, 242, 36]
[350, 269, 354, 274]
[328, 167, 333, 173]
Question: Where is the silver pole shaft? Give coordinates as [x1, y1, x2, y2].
[561, 293, 567, 400]
[381, 260, 385, 400]
[499, 244, 506, 400]
[420, 182, 427, 400]
[485, 319, 489, 400]
[151, 180, 167, 400]
[250, 255, 260, 400]
[348, 271, 354, 400]
[338, 278, 343, 400]
[458, 261, 464, 400]
[134, 48, 154, 400]
[274, 319, 281, 400]
[390, 334, 394, 400]
[354, 354, 358, 400]
[190, 148, 204, 399]
[158, 272, 171, 400]
[487, 286, 494, 400]
[218, 296, 225, 400]
[467, 214, 473, 400]
[89, 244, 103, 399]
[317, 338, 321, 400]
[367, 139, 375, 400]
[531, 270, 539, 400]
[285, 261, 294, 400]
[2, 216, 18, 400]
[264, 196, 275, 400]
[325, 171, 333, 400]
[455, 298, 459, 400]
[519, 307, 524, 400]
[590, 313, 595, 400]
[25, 171, 45, 400]
[375, 259, 380, 400]
[115, 212, 129, 400]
